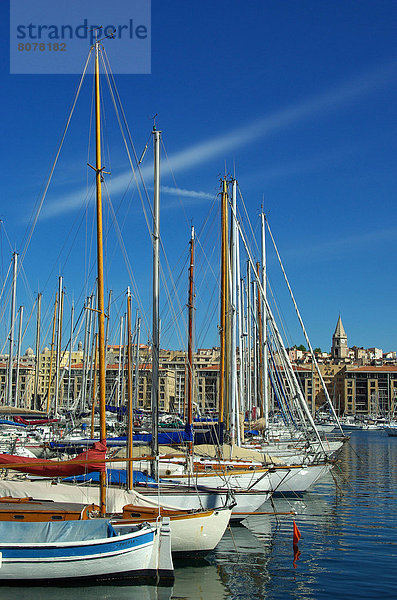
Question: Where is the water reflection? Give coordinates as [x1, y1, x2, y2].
[1, 432, 395, 600]
[0, 584, 173, 600]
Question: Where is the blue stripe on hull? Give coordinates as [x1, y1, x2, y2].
[0, 531, 154, 559]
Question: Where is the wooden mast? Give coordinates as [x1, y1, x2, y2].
[94, 38, 107, 517]
[186, 226, 195, 453]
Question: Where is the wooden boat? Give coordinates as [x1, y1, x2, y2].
[113, 503, 233, 555]
[0, 497, 173, 584]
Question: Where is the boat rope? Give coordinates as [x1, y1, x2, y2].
[265, 216, 343, 434]
[19, 49, 93, 274]
[101, 49, 188, 351]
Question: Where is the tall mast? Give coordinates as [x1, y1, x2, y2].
[246, 263, 252, 418]
[256, 262, 264, 418]
[15, 305, 24, 408]
[46, 292, 58, 415]
[252, 280, 258, 418]
[219, 178, 228, 425]
[260, 213, 269, 433]
[133, 313, 141, 411]
[116, 315, 124, 407]
[94, 38, 107, 516]
[54, 275, 63, 417]
[127, 287, 133, 490]
[34, 292, 42, 410]
[81, 295, 93, 412]
[230, 179, 238, 444]
[7, 252, 18, 406]
[67, 302, 74, 409]
[186, 226, 195, 453]
[151, 126, 161, 479]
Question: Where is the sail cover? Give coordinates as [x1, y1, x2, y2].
[0, 441, 106, 476]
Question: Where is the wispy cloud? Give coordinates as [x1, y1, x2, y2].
[41, 60, 397, 220]
[161, 185, 214, 201]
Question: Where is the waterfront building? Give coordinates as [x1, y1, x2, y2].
[344, 365, 397, 416]
[0, 360, 35, 408]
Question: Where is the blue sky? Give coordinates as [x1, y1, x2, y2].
[1, 1, 397, 355]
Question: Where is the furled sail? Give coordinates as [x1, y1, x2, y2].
[0, 441, 106, 476]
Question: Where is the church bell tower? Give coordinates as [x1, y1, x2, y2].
[332, 316, 348, 360]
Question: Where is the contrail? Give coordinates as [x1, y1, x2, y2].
[42, 59, 397, 219]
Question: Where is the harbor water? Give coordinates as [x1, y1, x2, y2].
[2, 430, 396, 599]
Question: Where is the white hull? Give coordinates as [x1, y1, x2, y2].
[163, 462, 331, 494]
[136, 483, 268, 520]
[0, 518, 173, 583]
[114, 506, 232, 554]
[267, 463, 331, 493]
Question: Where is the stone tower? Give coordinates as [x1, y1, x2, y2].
[331, 316, 348, 360]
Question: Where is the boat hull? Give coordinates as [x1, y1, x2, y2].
[0, 519, 173, 583]
[162, 462, 331, 495]
[114, 506, 232, 555]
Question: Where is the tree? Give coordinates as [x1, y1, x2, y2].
[297, 344, 306, 352]
[314, 347, 322, 354]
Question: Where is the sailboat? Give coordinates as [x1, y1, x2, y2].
[0, 31, 174, 584]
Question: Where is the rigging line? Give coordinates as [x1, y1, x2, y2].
[265, 216, 343, 431]
[19, 48, 93, 271]
[84, 183, 98, 301]
[40, 184, 96, 300]
[20, 297, 37, 344]
[267, 274, 294, 350]
[0, 222, 17, 256]
[101, 51, 191, 352]
[195, 232, 219, 303]
[157, 250, 188, 352]
[195, 190, 219, 245]
[0, 260, 12, 317]
[195, 227, 221, 293]
[101, 47, 153, 209]
[105, 182, 138, 276]
[158, 243, 189, 329]
[101, 49, 154, 231]
[230, 194, 325, 449]
[102, 181, 150, 341]
[85, 66, 95, 296]
[195, 202, 220, 282]
[196, 290, 219, 349]
[19, 261, 35, 307]
[160, 139, 190, 228]
[236, 182, 260, 258]
[236, 183, 260, 258]
[101, 51, 190, 350]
